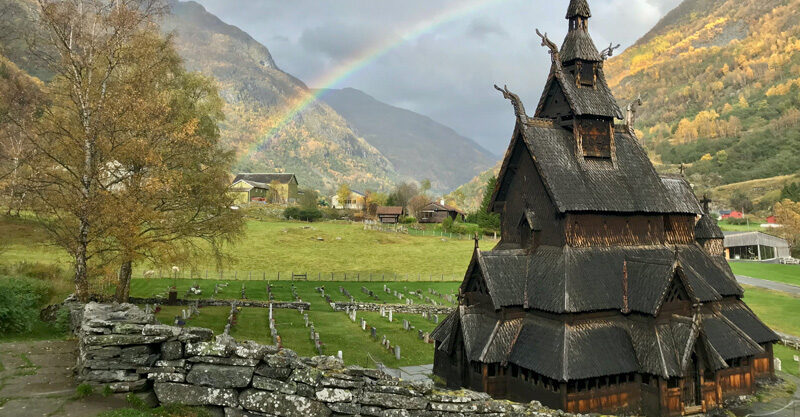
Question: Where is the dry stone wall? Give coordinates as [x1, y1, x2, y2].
[76, 302, 567, 417]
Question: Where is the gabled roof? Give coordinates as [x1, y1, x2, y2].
[493, 123, 701, 214]
[233, 173, 297, 185]
[661, 176, 703, 214]
[723, 231, 790, 249]
[423, 201, 464, 214]
[451, 306, 770, 381]
[231, 179, 270, 190]
[535, 65, 622, 119]
[376, 206, 403, 215]
[469, 244, 741, 314]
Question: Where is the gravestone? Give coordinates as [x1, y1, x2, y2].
[269, 303, 273, 321]
[394, 346, 401, 360]
[361, 318, 367, 331]
[388, 310, 393, 322]
[370, 327, 377, 340]
[418, 330, 424, 340]
[423, 332, 430, 343]
[434, 315, 439, 324]
[304, 314, 309, 327]
[774, 357, 782, 372]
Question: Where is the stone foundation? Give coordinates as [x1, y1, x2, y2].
[75, 302, 566, 416]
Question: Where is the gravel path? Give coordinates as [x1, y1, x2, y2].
[736, 275, 800, 296]
[0, 340, 129, 417]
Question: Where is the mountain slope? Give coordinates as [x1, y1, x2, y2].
[319, 88, 496, 193]
[606, 0, 800, 194]
[162, 1, 398, 191]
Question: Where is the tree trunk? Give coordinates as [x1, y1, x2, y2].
[74, 217, 90, 302]
[115, 260, 133, 303]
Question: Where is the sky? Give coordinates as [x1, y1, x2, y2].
[192, 0, 682, 155]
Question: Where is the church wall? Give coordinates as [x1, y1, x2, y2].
[500, 137, 564, 248]
[565, 213, 698, 246]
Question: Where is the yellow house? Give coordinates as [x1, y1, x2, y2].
[230, 179, 270, 205]
[232, 173, 299, 204]
[331, 190, 366, 210]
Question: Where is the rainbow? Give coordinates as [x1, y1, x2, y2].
[257, 0, 513, 147]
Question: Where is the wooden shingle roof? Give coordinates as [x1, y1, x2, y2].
[566, 0, 591, 18]
[495, 124, 700, 214]
[233, 173, 297, 185]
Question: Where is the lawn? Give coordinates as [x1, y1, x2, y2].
[717, 220, 765, 232]
[0, 216, 477, 279]
[742, 285, 800, 336]
[730, 263, 800, 287]
[774, 344, 800, 377]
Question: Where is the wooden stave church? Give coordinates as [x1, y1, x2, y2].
[430, 1, 778, 416]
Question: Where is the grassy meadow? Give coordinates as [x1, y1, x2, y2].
[741, 285, 800, 336]
[730, 263, 800, 287]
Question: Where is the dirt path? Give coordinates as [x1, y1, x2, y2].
[0, 340, 129, 417]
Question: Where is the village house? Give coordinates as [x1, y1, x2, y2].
[230, 178, 270, 205]
[431, 2, 777, 416]
[376, 206, 405, 224]
[331, 189, 366, 210]
[419, 201, 465, 223]
[232, 173, 299, 204]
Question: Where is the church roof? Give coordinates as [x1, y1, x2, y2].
[471, 244, 741, 314]
[433, 304, 775, 381]
[695, 214, 725, 239]
[535, 66, 622, 119]
[566, 0, 591, 18]
[493, 124, 699, 214]
[561, 29, 602, 62]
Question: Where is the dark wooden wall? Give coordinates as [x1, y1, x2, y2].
[565, 213, 697, 247]
[498, 137, 563, 249]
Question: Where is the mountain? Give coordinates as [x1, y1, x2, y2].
[605, 0, 800, 202]
[162, 1, 401, 192]
[445, 160, 500, 213]
[318, 88, 496, 193]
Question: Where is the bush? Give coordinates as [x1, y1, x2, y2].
[400, 216, 416, 224]
[284, 207, 323, 222]
[0, 277, 52, 334]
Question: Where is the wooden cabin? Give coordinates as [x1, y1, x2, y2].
[419, 201, 465, 223]
[377, 206, 404, 224]
[431, 2, 777, 416]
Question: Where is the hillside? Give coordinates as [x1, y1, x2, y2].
[162, 1, 399, 192]
[319, 88, 496, 193]
[606, 0, 800, 198]
[446, 160, 501, 212]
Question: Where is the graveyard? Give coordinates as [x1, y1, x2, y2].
[135, 279, 460, 369]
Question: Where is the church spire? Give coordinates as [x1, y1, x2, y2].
[566, 0, 591, 20]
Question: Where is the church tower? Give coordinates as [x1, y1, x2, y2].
[432, 2, 777, 416]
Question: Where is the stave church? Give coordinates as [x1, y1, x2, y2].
[430, 1, 778, 416]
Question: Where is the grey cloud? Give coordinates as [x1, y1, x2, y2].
[191, 0, 682, 154]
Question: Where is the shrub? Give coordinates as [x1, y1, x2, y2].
[0, 277, 52, 334]
[298, 208, 323, 222]
[75, 383, 94, 399]
[400, 216, 416, 224]
[283, 207, 301, 220]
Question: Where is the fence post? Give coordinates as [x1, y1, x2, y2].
[278, 272, 281, 281]
[357, 273, 360, 282]
[234, 271, 237, 280]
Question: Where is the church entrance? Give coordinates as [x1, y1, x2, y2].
[682, 353, 703, 413]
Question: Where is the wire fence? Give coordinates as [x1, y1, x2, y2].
[134, 269, 465, 282]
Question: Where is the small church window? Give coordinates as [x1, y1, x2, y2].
[579, 62, 595, 87]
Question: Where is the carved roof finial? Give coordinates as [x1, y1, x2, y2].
[535, 28, 562, 71]
[494, 84, 529, 123]
[600, 43, 621, 60]
[625, 94, 643, 134]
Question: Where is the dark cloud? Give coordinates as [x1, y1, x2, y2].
[466, 18, 508, 39]
[191, 0, 683, 155]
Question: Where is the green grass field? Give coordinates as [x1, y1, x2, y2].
[730, 263, 800, 287]
[717, 220, 765, 232]
[0, 216, 477, 278]
[774, 344, 800, 377]
[742, 285, 800, 336]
